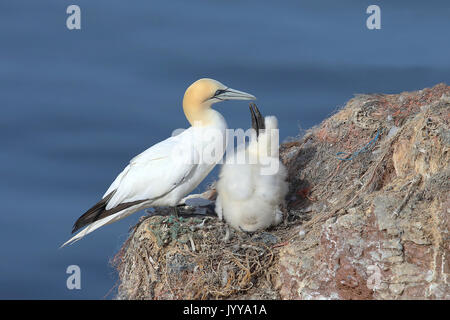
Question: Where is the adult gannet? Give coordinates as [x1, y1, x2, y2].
[62, 78, 256, 247]
[215, 104, 288, 232]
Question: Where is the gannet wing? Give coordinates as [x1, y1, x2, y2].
[100, 132, 183, 200]
[62, 159, 197, 248]
[105, 131, 197, 210]
[66, 130, 197, 241]
[102, 164, 130, 199]
[61, 201, 144, 248]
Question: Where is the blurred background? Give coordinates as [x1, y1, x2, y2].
[0, 0, 449, 299]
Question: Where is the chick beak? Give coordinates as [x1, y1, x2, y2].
[249, 103, 265, 138]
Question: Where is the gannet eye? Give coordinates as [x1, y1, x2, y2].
[214, 89, 227, 97]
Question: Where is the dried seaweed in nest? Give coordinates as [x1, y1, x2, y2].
[112, 209, 283, 299]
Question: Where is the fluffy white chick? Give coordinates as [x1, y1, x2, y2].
[215, 104, 288, 232]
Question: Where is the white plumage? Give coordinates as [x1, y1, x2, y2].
[215, 105, 288, 232]
[62, 79, 255, 247]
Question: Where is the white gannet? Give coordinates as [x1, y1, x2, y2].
[215, 104, 288, 232]
[62, 78, 256, 247]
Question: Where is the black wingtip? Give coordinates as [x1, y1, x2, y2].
[71, 199, 106, 234]
[71, 192, 115, 234]
[71, 191, 146, 234]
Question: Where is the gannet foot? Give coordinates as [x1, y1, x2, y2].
[172, 206, 179, 217]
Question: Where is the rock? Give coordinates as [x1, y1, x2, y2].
[275, 83, 449, 300]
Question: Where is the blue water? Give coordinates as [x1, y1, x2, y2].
[0, 0, 449, 299]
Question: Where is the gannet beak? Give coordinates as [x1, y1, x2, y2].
[216, 88, 256, 101]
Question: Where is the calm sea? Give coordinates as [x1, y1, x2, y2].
[0, 0, 448, 298]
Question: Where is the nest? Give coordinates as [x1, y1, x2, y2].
[112, 207, 290, 299]
[112, 83, 450, 300]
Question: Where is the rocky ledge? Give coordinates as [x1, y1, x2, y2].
[113, 84, 449, 300]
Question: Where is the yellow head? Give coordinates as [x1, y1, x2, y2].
[183, 78, 256, 126]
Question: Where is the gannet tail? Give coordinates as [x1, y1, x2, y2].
[60, 217, 113, 248]
[61, 192, 147, 248]
[60, 206, 138, 248]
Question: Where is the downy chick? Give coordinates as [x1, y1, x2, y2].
[215, 104, 288, 232]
